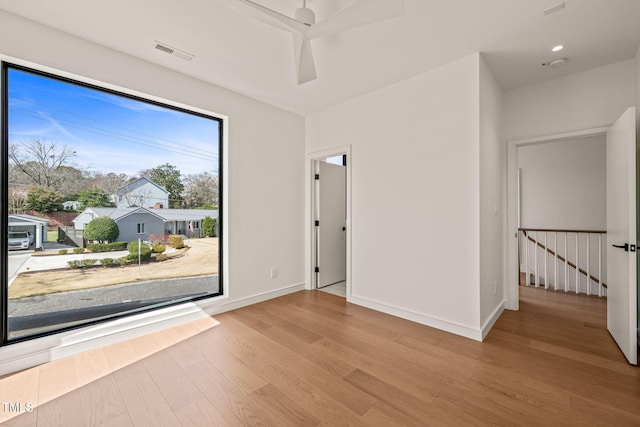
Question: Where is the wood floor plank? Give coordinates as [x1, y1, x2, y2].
[0, 367, 39, 426]
[211, 313, 375, 415]
[183, 359, 275, 427]
[174, 397, 230, 427]
[78, 374, 128, 426]
[187, 330, 269, 395]
[250, 383, 320, 427]
[220, 311, 378, 415]
[95, 413, 134, 427]
[343, 368, 447, 425]
[260, 322, 356, 378]
[37, 356, 79, 406]
[35, 390, 85, 427]
[141, 349, 203, 411]
[116, 370, 181, 427]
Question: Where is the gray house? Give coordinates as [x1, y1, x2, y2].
[73, 207, 218, 243]
[113, 177, 169, 209]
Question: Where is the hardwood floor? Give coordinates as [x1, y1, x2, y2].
[1, 286, 638, 426]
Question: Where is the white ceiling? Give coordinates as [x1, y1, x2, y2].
[1, 0, 639, 115]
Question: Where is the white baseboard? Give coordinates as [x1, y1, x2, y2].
[481, 300, 506, 340]
[349, 295, 484, 341]
[202, 283, 305, 316]
[0, 283, 304, 376]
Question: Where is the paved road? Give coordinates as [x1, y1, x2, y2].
[8, 275, 219, 335]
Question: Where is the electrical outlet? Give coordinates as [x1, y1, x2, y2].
[493, 280, 498, 295]
[270, 268, 278, 279]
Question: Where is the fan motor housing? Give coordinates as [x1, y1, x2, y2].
[295, 7, 315, 25]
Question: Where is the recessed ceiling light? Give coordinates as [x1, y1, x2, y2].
[552, 45, 564, 52]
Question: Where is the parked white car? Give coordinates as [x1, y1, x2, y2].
[8, 231, 30, 250]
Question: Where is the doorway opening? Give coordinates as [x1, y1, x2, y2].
[506, 113, 638, 365]
[307, 146, 351, 300]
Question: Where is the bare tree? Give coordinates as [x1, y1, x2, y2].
[183, 172, 219, 208]
[85, 171, 130, 195]
[8, 186, 28, 214]
[9, 139, 77, 190]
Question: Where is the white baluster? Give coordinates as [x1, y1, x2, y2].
[575, 234, 579, 294]
[525, 231, 529, 286]
[533, 231, 540, 288]
[598, 234, 603, 297]
[586, 234, 591, 296]
[554, 232, 558, 290]
[544, 232, 548, 289]
[564, 232, 568, 292]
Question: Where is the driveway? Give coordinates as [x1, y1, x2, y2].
[8, 251, 32, 286]
[16, 250, 130, 274]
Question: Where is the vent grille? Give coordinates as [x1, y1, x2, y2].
[154, 41, 194, 61]
[154, 43, 174, 54]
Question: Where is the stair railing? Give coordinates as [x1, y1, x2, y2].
[519, 228, 607, 297]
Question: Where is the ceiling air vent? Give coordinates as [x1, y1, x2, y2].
[154, 41, 194, 61]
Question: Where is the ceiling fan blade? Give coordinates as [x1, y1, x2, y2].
[306, 0, 404, 39]
[293, 34, 317, 84]
[221, 0, 309, 34]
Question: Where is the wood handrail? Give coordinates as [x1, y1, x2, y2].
[521, 230, 607, 289]
[519, 227, 606, 234]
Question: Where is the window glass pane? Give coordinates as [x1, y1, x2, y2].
[3, 65, 222, 341]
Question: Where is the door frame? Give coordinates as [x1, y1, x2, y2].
[506, 126, 610, 310]
[305, 145, 351, 300]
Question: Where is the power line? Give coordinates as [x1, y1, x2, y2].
[11, 110, 218, 163]
[11, 96, 219, 157]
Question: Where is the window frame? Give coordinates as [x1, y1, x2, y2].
[137, 222, 146, 234]
[1, 61, 224, 346]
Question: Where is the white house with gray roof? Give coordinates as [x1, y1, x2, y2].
[73, 207, 218, 243]
[113, 177, 169, 209]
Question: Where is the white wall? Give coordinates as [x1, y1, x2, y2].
[518, 135, 606, 230]
[479, 55, 504, 332]
[0, 11, 305, 374]
[307, 54, 486, 339]
[503, 59, 636, 141]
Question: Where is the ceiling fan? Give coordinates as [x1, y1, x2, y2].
[221, 0, 405, 84]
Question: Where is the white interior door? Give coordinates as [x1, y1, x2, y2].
[606, 106, 637, 365]
[317, 160, 346, 288]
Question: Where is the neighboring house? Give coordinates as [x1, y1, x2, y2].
[113, 177, 169, 209]
[62, 200, 81, 211]
[73, 207, 218, 243]
[8, 213, 50, 249]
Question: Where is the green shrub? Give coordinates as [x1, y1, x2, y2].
[109, 241, 127, 251]
[100, 258, 114, 267]
[155, 253, 168, 262]
[202, 216, 217, 237]
[151, 244, 166, 254]
[84, 217, 119, 243]
[81, 259, 97, 268]
[127, 241, 152, 261]
[58, 249, 68, 255]
[117, 256, 129, 266]
[168, 235, 184, 249]
[68, 260, 82, 269]
[73, 248, 84, 254]
[87, 241, 128, 252]
[87, 243, 105, 252]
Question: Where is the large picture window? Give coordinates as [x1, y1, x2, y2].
[1, 63, 223, 342]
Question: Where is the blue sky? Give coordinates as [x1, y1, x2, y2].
[8, 68, 220, 177]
